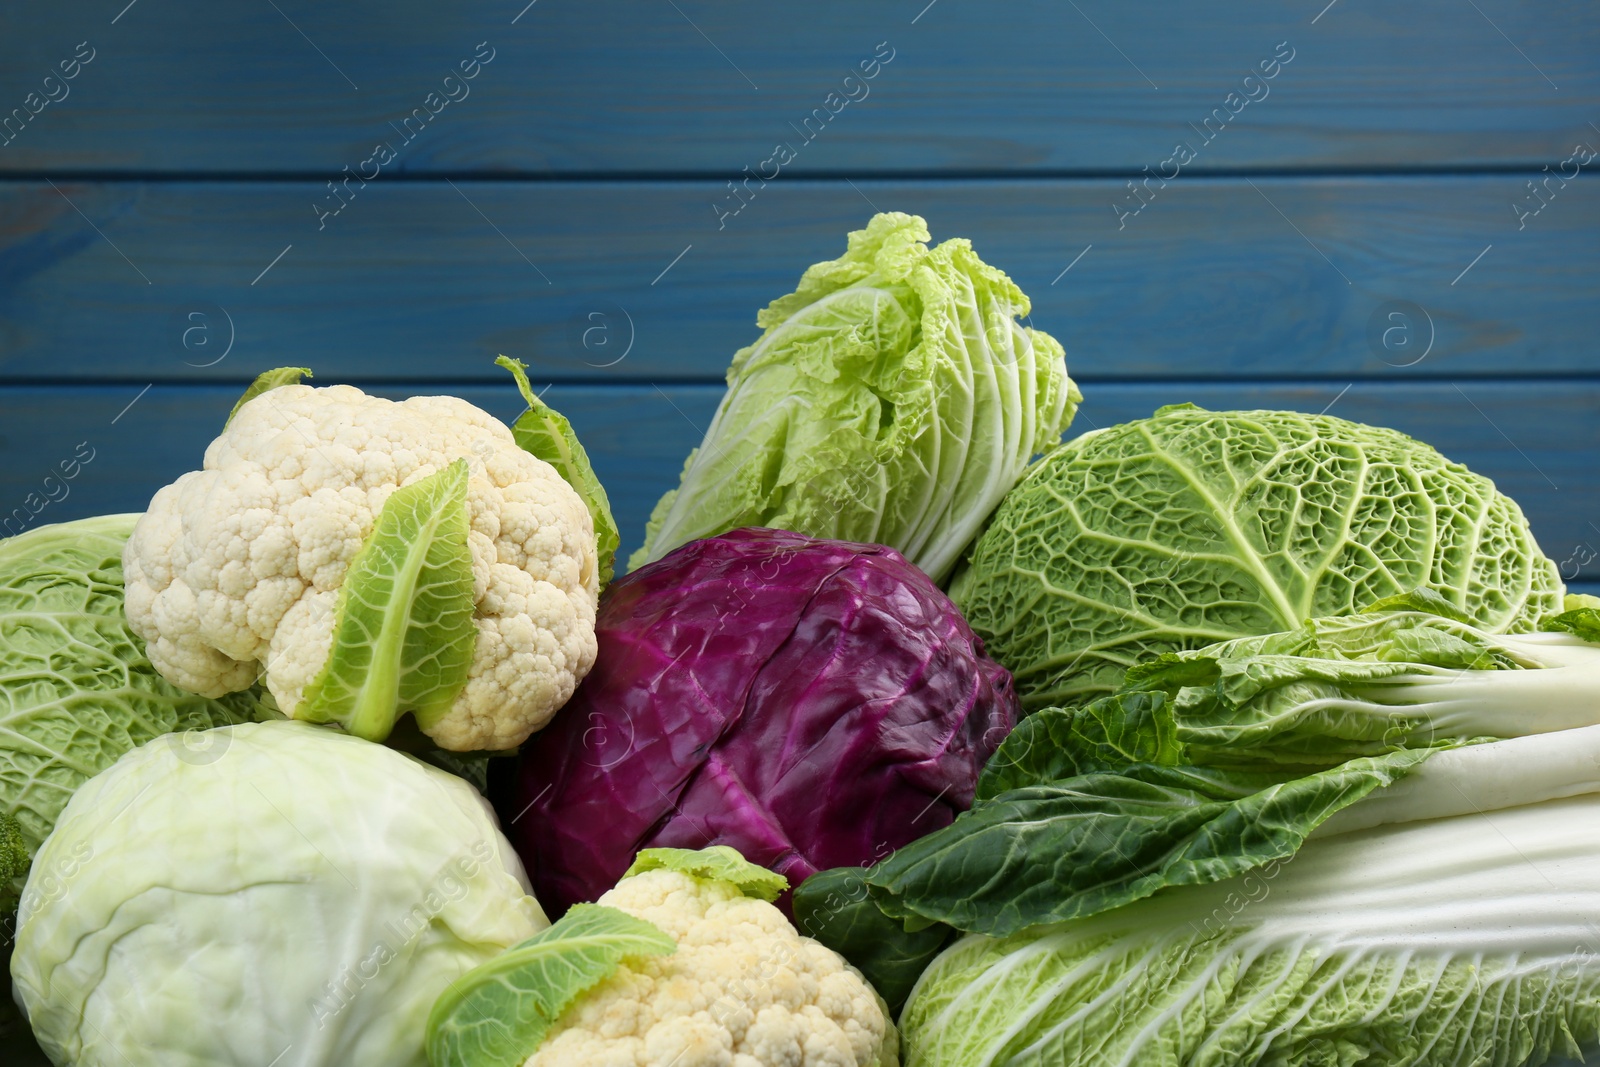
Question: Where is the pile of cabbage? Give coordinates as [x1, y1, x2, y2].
[3, 212, 1594, 1067]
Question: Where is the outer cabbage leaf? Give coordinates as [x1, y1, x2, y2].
[426, 903, 675, 1067]
[298, 459, 477, 742]
[901, 792, 1600, 1067]
[951, 404, 1564, 707]
[0, 514, 262, 905]
[629, 212, 1079, 583]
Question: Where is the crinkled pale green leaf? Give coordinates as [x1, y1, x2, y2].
[1163, 609, 1596, 767]
[901, 793, 1600, 1067]
[868, 748, 1434, 938]
[1546, 604, 1600, 642]
[1360, 584, 1477, 623]
[0, 813, 27, 888]
[952, 405, 1564, 708]
[630, 211, 1079, 582]
[0, 515, 262, 905]
[224, 366, 312, 426]
[496, 356, 619, 587]
[425, 903, 675, 1067]
[623, 845, 788, 901]
[976, 692, 1182, 800]
[792, 866, 953, 1015]
[298, 459, 476, 742]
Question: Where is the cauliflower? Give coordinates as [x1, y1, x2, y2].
[527, 863, 898, 1067]
[122, 379, 599, 751]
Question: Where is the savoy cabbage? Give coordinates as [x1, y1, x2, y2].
[950, 404, 1564, 708]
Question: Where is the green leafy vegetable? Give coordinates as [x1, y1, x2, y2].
[1152, 605, 1600, 768]
[0, 515, 262, 905]
[298, 459, 477, 742]
[791, 866, 953, 1016]
[425, 903, 676, 1067]
[224, 365, 311, 426]
[950, 404, 1564, 708]
[1545, 600, 1600, 642]
[869, 746, 1432, 938]
[622, 844, 788, 901]
[630, 212, 1080, 583]
[0, 813, 27, 888]
[496, 356, 619, 587]
[901, 779, 1600, 1067]
[975, 691, 1182, 799]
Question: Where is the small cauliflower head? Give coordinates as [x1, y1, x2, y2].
[122, 382, 599, 751]
[531, 860, 898, 1067]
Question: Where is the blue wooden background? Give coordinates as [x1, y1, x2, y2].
[0, 1, 1596, 590]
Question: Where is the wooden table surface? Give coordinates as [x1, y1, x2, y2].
[1, 0, 1595, 589]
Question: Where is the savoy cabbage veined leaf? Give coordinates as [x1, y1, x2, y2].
[950, 405, 1564, 707]
[629, 212, 1080, 583]
[0, 515, 262, 905]
[902, 798, 1600, 1067]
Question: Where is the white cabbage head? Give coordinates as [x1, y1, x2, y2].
[10, 720, 547, 1067]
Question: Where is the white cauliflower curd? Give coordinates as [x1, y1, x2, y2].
[122, 380, 599, 751]
[529, 864, 899, 1067]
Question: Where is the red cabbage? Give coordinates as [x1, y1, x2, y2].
[508, 527, 1018, 914]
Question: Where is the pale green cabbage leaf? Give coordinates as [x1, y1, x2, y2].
[951, 405, 1565, 707]
[630, 212, 1079, 582]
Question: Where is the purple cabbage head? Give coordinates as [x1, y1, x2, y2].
[509, 527, 1018, 914]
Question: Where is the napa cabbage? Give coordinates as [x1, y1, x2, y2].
[629, 212, 1079, 583]
[902, 766, 1600, 1067]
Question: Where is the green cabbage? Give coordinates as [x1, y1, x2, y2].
[630, 212, 1079, 582]
[11, 720, 546, 1067]
[950, 405, 1564, 707]
[0, 514, 262, 904]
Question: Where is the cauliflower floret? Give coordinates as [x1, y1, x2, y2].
[122, 383, 599, 751]
[526, 869, 898, 1067]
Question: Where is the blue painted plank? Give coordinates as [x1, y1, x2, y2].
[0, 1, 1594, 174]
[1, 380, 1595, 580]
[0, 176, 1595, 383]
